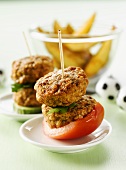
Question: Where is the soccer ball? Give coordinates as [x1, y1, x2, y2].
[95, 75, 121, 101]
[116, 86, 126, 111]
[0, 68, 5, 86]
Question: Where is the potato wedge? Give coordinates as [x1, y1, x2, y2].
[64, 42, 97, 52]
[73, 12, 96, 35]
[53, 20, 74, 34]
[64, 13, 96, 51]
[85, 40, 112, 77]
[66, 23, 74, 34]
[63, 46, 92, 68]
[36, 27, 50, 34]
[53, 20, 62, 34]
[36, 27, 44, 33]
[44, 42, 91, 68]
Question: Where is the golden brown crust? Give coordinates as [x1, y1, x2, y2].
[42, 95, 96, 128]
[13, 88, 41, 107]
[11, 55, 54, 84]
[35, 66, 88, 107]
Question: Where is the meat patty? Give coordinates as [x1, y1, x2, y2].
[42, 95, 96, 128]
[13, 88, 41, 107]
[35, 66, 88, 107]
[11, 55, 54, 84]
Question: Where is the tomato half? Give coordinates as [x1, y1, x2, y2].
[42, 102, 104, 140]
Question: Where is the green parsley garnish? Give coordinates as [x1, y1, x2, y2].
[11, 83, 35, 92]
[48, 102, 77, 114]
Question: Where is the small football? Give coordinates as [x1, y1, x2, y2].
[95, 75, 121, 101]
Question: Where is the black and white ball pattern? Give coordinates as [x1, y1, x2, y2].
[95, 76, 121, 101]
[0, 68, 5, 86]
[116, 87, 126, 111]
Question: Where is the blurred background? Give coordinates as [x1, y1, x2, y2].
[0, 0, 126, 92]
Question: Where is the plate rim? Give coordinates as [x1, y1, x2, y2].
[19, 116, 112, 150]
[0, 93, 42, 119]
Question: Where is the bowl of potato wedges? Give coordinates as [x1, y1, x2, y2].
[30, 13, 121, 93]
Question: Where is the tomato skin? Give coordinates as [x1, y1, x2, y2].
[42, 102, 104, 140]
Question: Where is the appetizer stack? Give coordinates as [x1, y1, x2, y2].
[11, 55, 54, 114]
[34, 66, 104, 139]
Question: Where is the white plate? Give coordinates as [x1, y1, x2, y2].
[0, 93, 42, 121]
[19, 116, 112, 153]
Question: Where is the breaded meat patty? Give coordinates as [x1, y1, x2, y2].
[13, 88, 41, 107]
[34, 66, 88, 107]
[42, 95, 96, 128]
[11, 55, 54, 84]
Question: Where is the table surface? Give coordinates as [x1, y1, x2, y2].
[0, 1, 126, 170]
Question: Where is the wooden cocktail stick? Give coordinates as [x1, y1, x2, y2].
[58, 30, 64, 78]
[23, 32, 32, 57]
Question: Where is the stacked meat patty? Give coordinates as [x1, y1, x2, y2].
[11, 55, 54, 114]
[35, 66, 97, 127]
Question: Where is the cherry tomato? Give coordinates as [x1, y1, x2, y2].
[42, 102, 104, 140]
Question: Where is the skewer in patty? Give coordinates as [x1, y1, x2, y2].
[34, 66, 88, 107]
[11, 55, 54, 109]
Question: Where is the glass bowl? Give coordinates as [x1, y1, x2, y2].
[29, 19, 121, 93]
